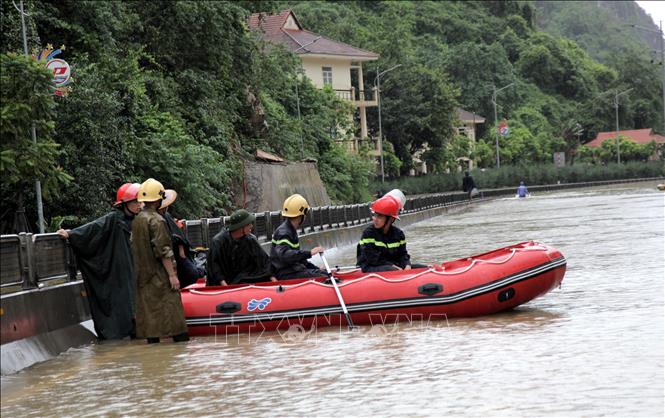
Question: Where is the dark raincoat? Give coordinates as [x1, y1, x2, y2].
[163, 211, 204, 288]
[67, 207, 135, 340]
[206, 229, 272, 286]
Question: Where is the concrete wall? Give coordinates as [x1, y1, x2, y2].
[240, 161, 332, 213]
[301, 56, 351, 90]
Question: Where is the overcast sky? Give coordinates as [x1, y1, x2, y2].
[635, 1, 665, 27]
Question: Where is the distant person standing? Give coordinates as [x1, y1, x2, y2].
[462, 171, 477, 199]
[516, 181, 530, 198]
[132, 178, 189, 344]
[56, 182, 141, 340]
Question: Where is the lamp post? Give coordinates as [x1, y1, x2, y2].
[293, 36, 321, 160]
[14, 0, 45, 233]
[491, 82, 514, 168]
[614, 88, 633, 164]
[630, 21, 665, 133]
[374, 64, 402, 183]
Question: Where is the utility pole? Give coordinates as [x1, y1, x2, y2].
[293, 36, 321, 160]
[614, 88, 633, 164]
[14, 0, 45, 233]
[375, 64, 402, 183]
[491, 82, 514, 168]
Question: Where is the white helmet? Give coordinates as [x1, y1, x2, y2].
[385, 189, 406, 211]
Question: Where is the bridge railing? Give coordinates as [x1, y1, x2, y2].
[0, 190, 474, 293]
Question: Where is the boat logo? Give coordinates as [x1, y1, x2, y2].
[247, 297, 272, 311]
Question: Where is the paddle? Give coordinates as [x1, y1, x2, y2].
[320, 253, 356, 330]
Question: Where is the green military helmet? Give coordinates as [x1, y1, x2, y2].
[227, 209, 256, 231]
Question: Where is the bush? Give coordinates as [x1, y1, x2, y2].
[372, 161, 665, 195]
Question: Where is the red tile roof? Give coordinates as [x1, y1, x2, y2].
[248, 10, 379, 60]
[586, 129, 665, 147]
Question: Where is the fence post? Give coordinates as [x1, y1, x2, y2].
[19, 233, 36, 289]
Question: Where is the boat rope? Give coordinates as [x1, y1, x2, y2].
[187, 243, 551, 296]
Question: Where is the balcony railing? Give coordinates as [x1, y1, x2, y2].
[334, 87, 378, 107]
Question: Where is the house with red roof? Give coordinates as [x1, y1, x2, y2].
[586, 128, 665, 160]
[248, 10, 380, 153]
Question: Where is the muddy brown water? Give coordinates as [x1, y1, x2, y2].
[1, 182, 663, 417]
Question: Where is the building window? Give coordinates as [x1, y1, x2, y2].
[322, 66, 332, 86]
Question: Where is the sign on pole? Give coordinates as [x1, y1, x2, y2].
[498, 119, 510, 137]
[32, 44, 73, 96]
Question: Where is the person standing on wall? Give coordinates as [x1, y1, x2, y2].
[56, 183, 141, 340]
[131, 178, 189, 344]
[462, 171, 478, 199]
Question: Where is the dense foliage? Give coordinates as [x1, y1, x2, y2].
[1, 0, 662, 232]
[0, 0, 373, 231]
[280, 0, 663, 168]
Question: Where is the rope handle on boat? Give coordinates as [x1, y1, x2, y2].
[187, 243, 550, 296]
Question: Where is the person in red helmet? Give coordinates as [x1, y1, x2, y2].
[56, 182, 142, 340]
[356, 195, 426, 273]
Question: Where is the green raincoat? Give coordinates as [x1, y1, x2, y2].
[131, 207, 187, 339]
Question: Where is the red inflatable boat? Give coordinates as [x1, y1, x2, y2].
[182, 241, 566, 336]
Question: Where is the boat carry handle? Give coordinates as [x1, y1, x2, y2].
[497, 288, 515, 302]
[216, 301, 241, 314]
[418, 283, 443, 296]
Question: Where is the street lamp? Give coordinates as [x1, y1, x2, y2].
[293, 36, 321, 160]
[374, 64, 402, 183]
[614, 88, 633, 164]
[491, 82, 514, 168]
[13, 0, 45, 233]
[630, 21, 664, 133]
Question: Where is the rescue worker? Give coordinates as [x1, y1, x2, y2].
[356, 195, 426, 273]
[270, 194, 326, 280]
[131, 178, 189, 344]
[516, 181, 530, 198]
[56, 182, 141, 340]
[158, 189, 204, 288]
[207, 209, 275, 286]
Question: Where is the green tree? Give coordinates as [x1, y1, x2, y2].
[0, 53, 72, 232]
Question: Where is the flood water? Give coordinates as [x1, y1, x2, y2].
[2, 182, 663, 417]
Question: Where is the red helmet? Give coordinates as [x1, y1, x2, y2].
[371, 195, 400, 220]
[114, 182, 141, 206]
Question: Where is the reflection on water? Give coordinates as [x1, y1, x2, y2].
[2, 182, 663, 416]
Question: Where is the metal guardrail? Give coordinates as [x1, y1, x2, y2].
[2, 177, 661, 294]
[1, 233, 77, 291]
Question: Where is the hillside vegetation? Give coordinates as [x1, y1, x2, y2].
[1, 0, 662, 231]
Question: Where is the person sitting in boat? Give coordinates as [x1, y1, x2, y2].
[271, 194, 327, 280]
[158, 189, 205, 288]
[357, 195, 427, 273]
[207, 209, 275, 286]
[516, 181, 530, 198]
